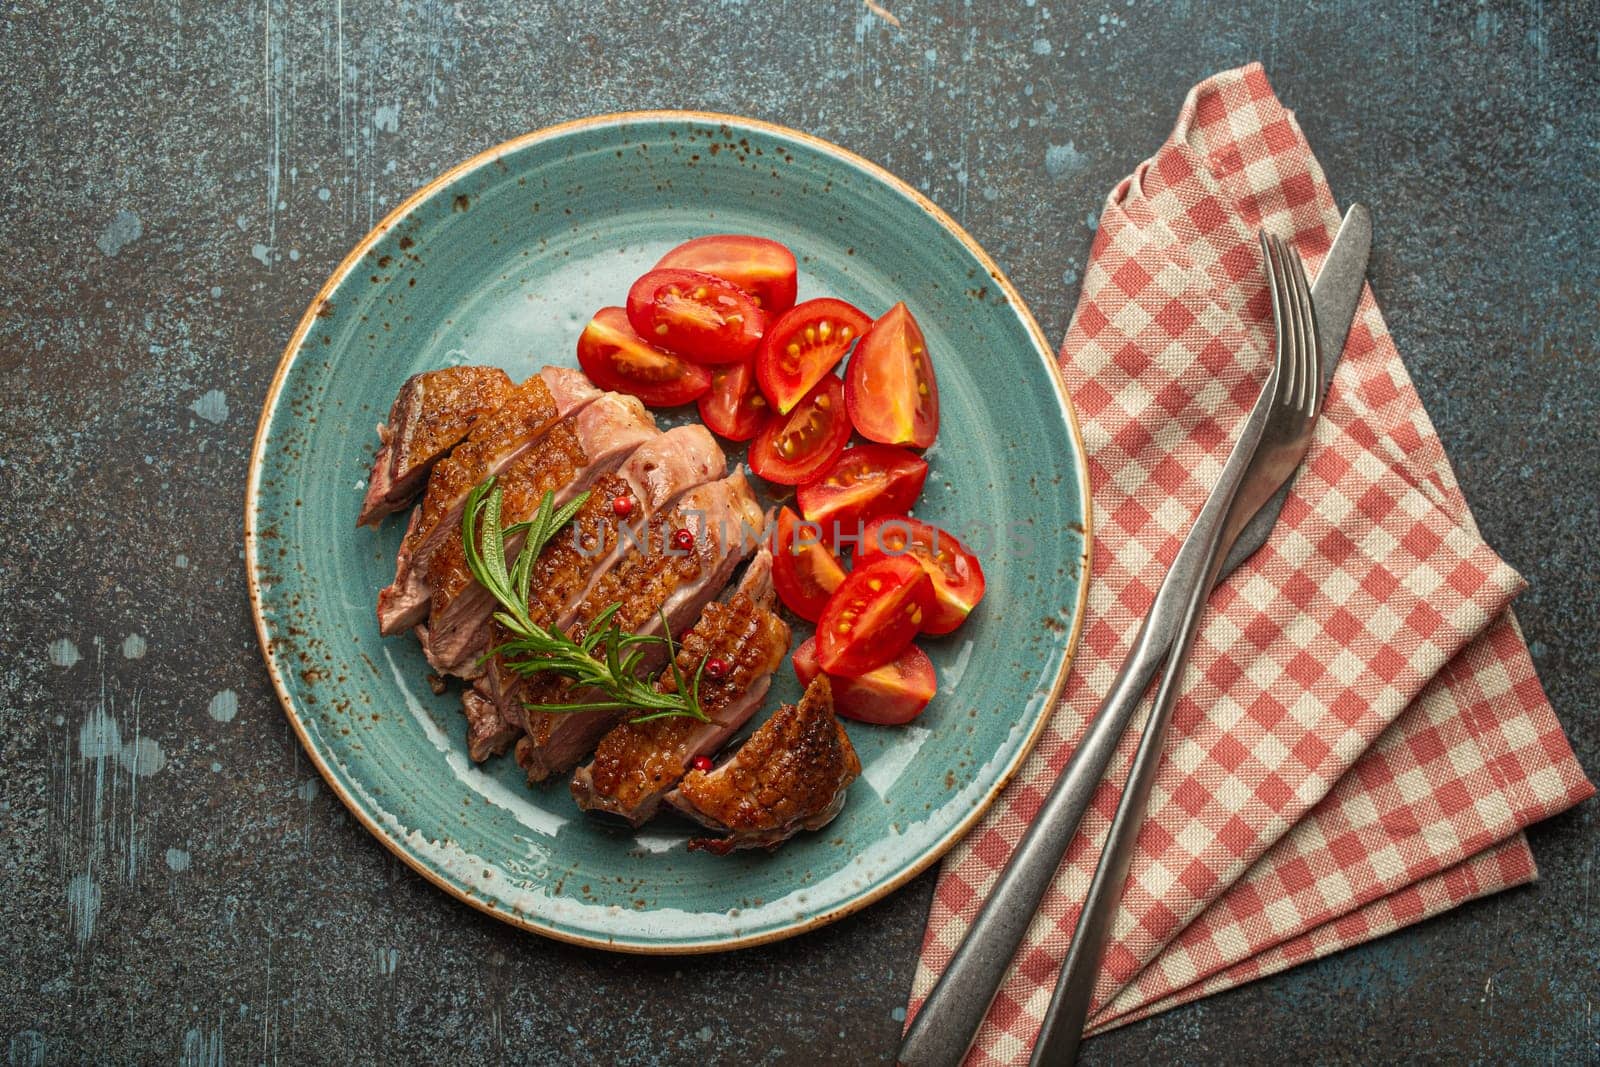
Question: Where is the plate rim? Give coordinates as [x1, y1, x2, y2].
[244, 109, 1094, 954]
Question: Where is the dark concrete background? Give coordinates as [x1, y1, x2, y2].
[3, 1, 1595, 1063]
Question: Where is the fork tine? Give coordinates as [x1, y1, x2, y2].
[1260, 233, 1292, 398]
[1283, 235, 1318, 413]
[1275, 235, 1304, 412]
[1291, 239, 1322, 414]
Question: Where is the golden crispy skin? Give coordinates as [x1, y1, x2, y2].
[385, 367, 513, 485]
[583, 594, 790, 814]
[510, 474, 763, 777]
[359, 366, 513, 526]
[525, 472, 637, 630]
[425, 417, 589, 606]
[572, 513, 708, 637]
[403, 374, 561, 561]
[675, 677, 861, 854]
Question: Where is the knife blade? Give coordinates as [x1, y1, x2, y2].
[897, 204, 1372, 1067]
[1220, 203, 1371, 576]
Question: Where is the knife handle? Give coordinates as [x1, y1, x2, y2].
[896, 631, 1167, 1067]
[1028, 534, 1232, 1064]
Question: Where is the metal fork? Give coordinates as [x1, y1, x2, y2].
[898, 234, 1323, 1067]
[1026, 234, 1325, 1064]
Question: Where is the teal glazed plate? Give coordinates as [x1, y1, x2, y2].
[246, 112, 1091, 953]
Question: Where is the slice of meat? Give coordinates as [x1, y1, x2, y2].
[421, 392, 658, 675]
[537, 365, 603, 415]
[463, 425, 726, 761]
[665, 676, 861, 854]
[375, 367, 600, 636]
[510, 471, 764, 782]
[571, 549, 789, 826]
[357, 366, 513, 527]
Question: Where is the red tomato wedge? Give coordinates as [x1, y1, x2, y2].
[655, 234, 799, 315]
[857, 516, 985, 635]
[845, 301, 939, 448]
[576, 306, 711, 407]
[816, 555, 933, 676]
[756, 298, 872, 414]
[770, 506, 847, 622]
[796, 444, 928, 545]
[625, 268, 765, 364]
[696, 359, 769, 441]
[793, 637, 937, 725]
[747, 374, 851, 485]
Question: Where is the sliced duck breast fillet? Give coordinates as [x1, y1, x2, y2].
[463, 425, 726, 761]
[510, 472, 764, 782]
[571, 549, 788, 826]
[665, 676, 861, 855]
[375, 367, 599, 635]
[421, 392, 658, 675]
[357, 366, 513, 527]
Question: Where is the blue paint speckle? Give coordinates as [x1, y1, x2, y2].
[95, 210, 143, 256]
[207, 690, 238, 723]
[1045, 141, 1089, 180]
[190, 390, 229, 425]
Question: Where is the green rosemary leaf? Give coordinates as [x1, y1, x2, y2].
[457, 477, 708, 723]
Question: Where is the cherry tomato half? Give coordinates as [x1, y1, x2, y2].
[576, 306, 711, 407]
[816, 555, 933, 676]
[756, 297, 872, 414]
[845, 301, 939, 448]
[793, 636, 937, 725]
[796, 444, 928, 545]
[770, 506, 847, 622]
[625, 268, 766, 364]
[655, 234, 799, 315]
[747, 374, 851, 485]
[696, 359, 770, 441]
[856, 516, 985, 635]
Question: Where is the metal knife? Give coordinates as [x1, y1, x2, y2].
[897, 204, 1372, 1067]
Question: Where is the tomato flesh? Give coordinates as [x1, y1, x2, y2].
[655, 234, 799, 315]
[796, 444, 928, 545]
[845, 301, 939, 448]
[576, 306, 711, 407]
[625, 268, 765, 364]
[696, 359, 769, 441]
[770, 506, 847, 622]
[747, 374, 851, 485]
[816, 555, 933, 676]
[756, 298, 872, 414]
[857, 516, 985, 635]
[793, 636, 936, 725]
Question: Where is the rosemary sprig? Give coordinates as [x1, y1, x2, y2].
[461, 478, 707, 722]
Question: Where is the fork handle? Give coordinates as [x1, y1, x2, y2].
[899, 446, 1258, 1067]
[896, 625, 1171, 1067]
[1028, 520, 1236, 1064]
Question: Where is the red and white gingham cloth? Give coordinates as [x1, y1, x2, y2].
[905, 64, 1593, 1061]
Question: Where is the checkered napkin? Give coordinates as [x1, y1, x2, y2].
[905, 64, 1593, 1061]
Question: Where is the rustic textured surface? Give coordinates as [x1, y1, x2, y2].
[2, 2, 1594, 1063]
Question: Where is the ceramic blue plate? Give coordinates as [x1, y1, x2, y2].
[246, 112, 1091, 953]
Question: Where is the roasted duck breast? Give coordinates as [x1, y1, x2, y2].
[509, 472, 764, 782]
[666, 676, 861, 854]
[463, 425, 726, 761]
[375, 367, 600, 635]
[357, 366, 513, 528]
[421, 392, 658, 675]
[571, 549, 789, 826]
